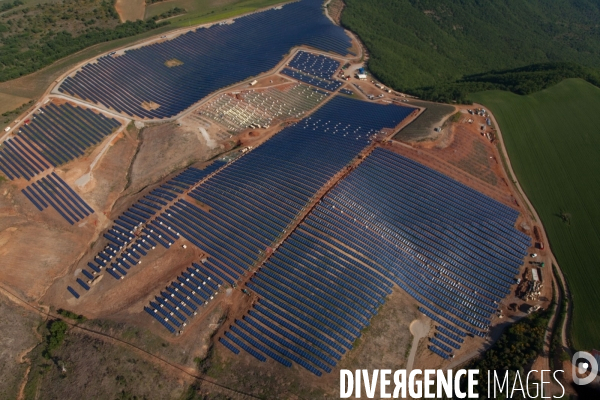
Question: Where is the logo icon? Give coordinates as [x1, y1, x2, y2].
[572, 351, 599, 385]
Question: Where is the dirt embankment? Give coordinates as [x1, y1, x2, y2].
[126, 122, 223, 195]
[393, 100, 456, 142]
[0, 182, 98, 302]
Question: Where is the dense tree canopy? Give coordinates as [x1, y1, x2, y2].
[463, 309, 552, 399]
[341, 0, 600, 101]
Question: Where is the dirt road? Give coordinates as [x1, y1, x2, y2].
[407, 319, 430, 371]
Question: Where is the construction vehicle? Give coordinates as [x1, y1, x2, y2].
[532, 261, 545, 268]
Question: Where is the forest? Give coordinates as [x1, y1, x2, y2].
[342, 0, 600, 101]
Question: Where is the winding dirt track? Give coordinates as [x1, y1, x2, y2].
[0, 285, 262, 400]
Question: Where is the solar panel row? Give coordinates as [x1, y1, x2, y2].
[281, 68, 343, 92]
[13, 103, 120, 169]
[22, 173, 93, 224]
[145, 262, 226, 333]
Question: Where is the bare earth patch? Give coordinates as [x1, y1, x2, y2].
[125, 122, 221, 194]
[165, 58, 184, 68]
[115, 0, 146, 22]
[141, 101, 161, 111]
[0, 182, 98, 301]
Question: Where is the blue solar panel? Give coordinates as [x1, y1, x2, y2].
[281, 68, 343, 92]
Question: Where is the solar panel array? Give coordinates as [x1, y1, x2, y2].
[135, 97, 412, 328]
[70, 162, 225, 296]
[0, 136, 50, 181]
[281, 68, 343, 92]
[288, 51, 340, 79]
[21, 173, 93, 224]
[145, 262, 225, 333]
[0, 103, 121, 224]
[339, 88, 354, 95]
[58, 0, 352, 119]
[0, 103, 120, 181]
[221, 148, 529, 372]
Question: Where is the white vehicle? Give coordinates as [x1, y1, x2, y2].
[4, 126, 10, 132]
[530, 253, 538, 258]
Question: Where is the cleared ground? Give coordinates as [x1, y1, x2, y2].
[125, 122, 222, 194]
[115, 0, 146, 21]
[471, 78, 600, 351]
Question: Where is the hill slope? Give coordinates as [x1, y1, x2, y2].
[342, 0, 600, 92]
[470, 79, 600, 351]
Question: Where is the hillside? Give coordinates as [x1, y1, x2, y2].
[470, 79, 600, 351]
[0, 0, 169, 82]
[341, 0, 600, 94]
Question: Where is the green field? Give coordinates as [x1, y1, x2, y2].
[470, 79, 600, 350]
[145, 0, 287, 27]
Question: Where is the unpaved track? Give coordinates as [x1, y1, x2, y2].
[482, 105, 571, 379]
[0, 285, 261, 400]
[406, 319, 430, 371]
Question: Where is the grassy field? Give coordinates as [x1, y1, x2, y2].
[146, 0, 287, 26]
[470, 79, 600, 351]
[0, 92, 30, 115]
